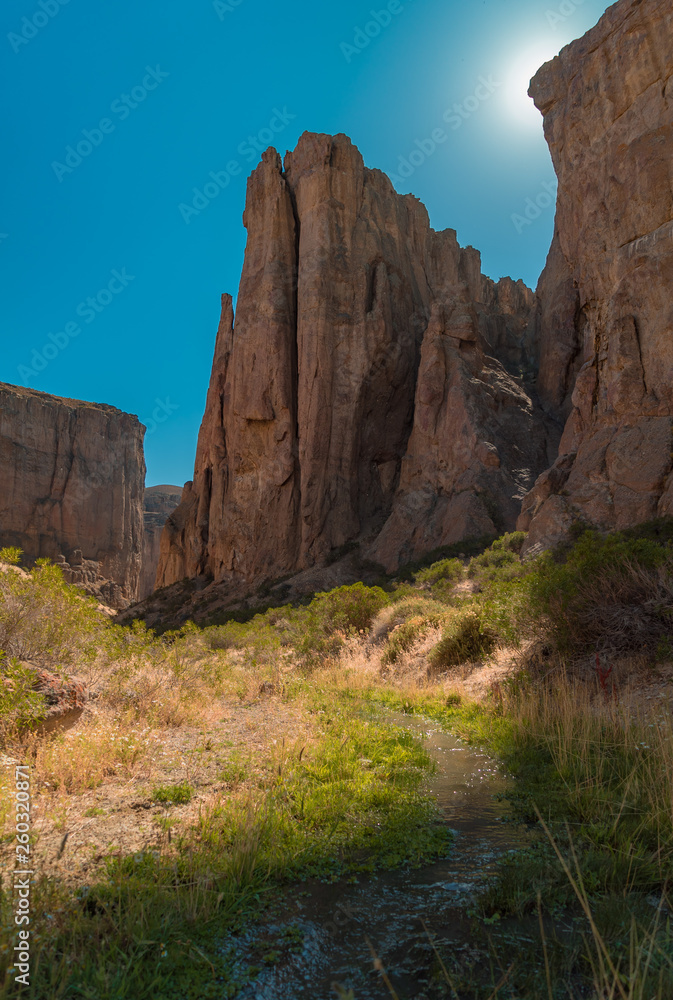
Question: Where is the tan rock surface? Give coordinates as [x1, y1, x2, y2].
[0, 383, 145, 607]
[522, 0, 673, 549]
[158, 133, 551, 594]
[140, 485, 182, 599]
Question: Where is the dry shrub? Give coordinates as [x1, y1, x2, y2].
[26, 717, 152, 793]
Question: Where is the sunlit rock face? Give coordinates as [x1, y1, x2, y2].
[520, 0, 673, 553]
[157, 133, 551, 591]
[0, 383, 145, 607]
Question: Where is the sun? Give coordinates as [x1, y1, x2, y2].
[502, 44, 560, 127]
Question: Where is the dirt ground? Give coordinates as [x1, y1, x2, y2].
[1, 695, 313, 886]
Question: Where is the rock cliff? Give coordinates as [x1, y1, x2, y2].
[0, 383, 145, 607]
[158, 133, 552, 591]
[140, 485, 182, 599]
[520, 0, 673, 551]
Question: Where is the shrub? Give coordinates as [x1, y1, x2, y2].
[428, 608, 496, 672]
[0, 560, 106, 668]
[371, 596, 447, 646]
[415, 558, 464, 587]
[307, 583, 390, 634]
[0, 654, 47, 734]
[296, 584, 390, 664]
[468, 532, 527, 583]
[0, 547, 22, 566]
[396, 534, 497, 581]
[526, 527, 673, 654]
[382, 617, 433, 665]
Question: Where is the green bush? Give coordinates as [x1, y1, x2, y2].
[295, 584, 390, 664]
[0, 653, 47, 734]
[428, 608, 496, 671]
[0, 559, 107, 668]
[396, 534, 497, 581]
[468, 532, 527, 583]
[0, 547, 22, 566]
[307, 583, 390, 634]
[415, 558, 464, 587]
[526, 527, 673, 654]
[372, 596, 447, 645]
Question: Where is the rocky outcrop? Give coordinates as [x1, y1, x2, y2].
[367, 297, 552, 570]
[520, 0, 673, 551]
[0, 383, 145, 607]
[158, 133, 552, 592]
[30, 667, 87, 736]
[140, 485, 182, 599]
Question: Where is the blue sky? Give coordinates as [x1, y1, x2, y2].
[0, 0, 611, 487]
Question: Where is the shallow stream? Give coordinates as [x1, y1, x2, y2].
[228, 711, 529, 999]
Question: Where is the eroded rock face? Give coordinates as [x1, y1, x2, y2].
[0, 384, 145, 607]
[367, 297, 552, 571]
[140, 485, 182, 599]
[521, 0, 673, 550]
[159, 133, 551, 591]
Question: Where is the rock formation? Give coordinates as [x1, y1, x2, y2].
[140, 485, 182, 599]
[520, 0, 673, 551]
[29, 667, 87, 736]
[158, 133, 552, 591]
[0, 383, 145, 607]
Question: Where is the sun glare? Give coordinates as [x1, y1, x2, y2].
[503, 45, 560, 127]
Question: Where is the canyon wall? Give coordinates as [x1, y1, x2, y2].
[520, 0, 673, 550]
[140, 485, 182, 599]
[158, 133, 552, 591]
[0, 383, 145, 607]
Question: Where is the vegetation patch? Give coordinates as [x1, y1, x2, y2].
[428, 608, 497, 671]
[3, 523, 673, 997]
[152, 781, 194, 806]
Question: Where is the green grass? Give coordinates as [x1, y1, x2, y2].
[356, 679, 673, 998]
[151, 781, 194, 806]
[5, 523, 673, 997]
[0, 698, 449, 999]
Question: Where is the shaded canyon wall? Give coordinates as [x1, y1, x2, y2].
[520, 0, 673, 551]
[158, 133, 552, 592]
[0, 383, 146, 608]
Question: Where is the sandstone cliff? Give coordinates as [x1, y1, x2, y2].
[140, 485, 182, 599]
[520, 0, 673, 551]
[0, 383, 145, 607]
[158, 134, 552, 591]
